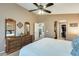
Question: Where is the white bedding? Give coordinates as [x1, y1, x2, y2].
[19, 38, 72, 56]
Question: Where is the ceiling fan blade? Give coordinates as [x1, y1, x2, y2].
[43, 9, 51, 13]
[33, 3, 39, 7]
[29, 9, 38, 12]
[46, 3, 54, 8]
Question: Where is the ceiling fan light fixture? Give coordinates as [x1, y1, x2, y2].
[44, 5, 46, 8]
[37, 10, 44, 15]
[29, 3, 54, 14]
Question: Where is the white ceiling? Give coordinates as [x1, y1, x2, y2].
[18, 3, 79, 14]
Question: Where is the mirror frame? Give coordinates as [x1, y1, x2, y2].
[5, 18, 16, 37]
[24, 22, 30, 35]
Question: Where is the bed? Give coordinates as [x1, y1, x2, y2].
[19, 38, 72, 56]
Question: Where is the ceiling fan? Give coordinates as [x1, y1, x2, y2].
[29, 3, 54, 13]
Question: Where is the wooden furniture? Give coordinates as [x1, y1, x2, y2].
[6, 36, 21, 54]
[6, 35, 32, 54]
[21, 35, 32, 46]
[5, 18, 16, 37]
[5, 20, 33, 54]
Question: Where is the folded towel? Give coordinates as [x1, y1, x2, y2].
[71, 48, 79, 56]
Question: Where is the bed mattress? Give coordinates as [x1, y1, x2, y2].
[19, 38, 72, 56]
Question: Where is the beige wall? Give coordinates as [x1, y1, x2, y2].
[36, 14, 79, 41]
[0, 3, 38, 52]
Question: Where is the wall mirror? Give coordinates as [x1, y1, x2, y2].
[24, 22, 30, 35]
[5, 18, 16, 37]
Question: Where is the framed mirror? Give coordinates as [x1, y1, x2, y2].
[5, 18, 16, 37]
[24, 22, 30, 35]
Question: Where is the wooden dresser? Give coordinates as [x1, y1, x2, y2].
[21, 35, 32, 46]
[6, 35, 32, 54]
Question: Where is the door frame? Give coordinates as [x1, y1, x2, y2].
[58, 22, 68, 40]
[34, 23, 45, 41]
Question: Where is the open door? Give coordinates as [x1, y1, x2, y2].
[59, 22, 67, 40]
[35, 23, 45, 41]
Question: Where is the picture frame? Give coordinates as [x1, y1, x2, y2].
[17, 22, 23, 28]
[70, 23, 78, 27]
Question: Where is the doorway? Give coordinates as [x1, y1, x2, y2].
[59, 22, 67, 40]
[34, 23, 45, 41]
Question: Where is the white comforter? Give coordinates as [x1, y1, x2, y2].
[19, 38, 72, 56]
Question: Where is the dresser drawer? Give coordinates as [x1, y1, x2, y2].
[6, 35, 32, 54]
